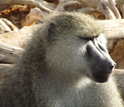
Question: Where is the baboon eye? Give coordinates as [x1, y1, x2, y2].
[79, 36, 96, 41]
[98, 43, 107, 52]
[93, 38, 107, 53]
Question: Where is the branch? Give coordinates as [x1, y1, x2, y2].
[1, 18, 19, 32]
[0, 24, 40, 47]
[0, 0, 55, 13]
[0, 19, 11, 33]
[97, 19, 124, 39]
[55, 0, 82, 11]
[0, 42, 23, 64]
[21, 8, 47, 26]
[108, 0, 121, 19]
[98, 1, 116, 19]
[120, 5, 124, 18]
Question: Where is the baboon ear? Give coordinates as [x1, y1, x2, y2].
[48, 22, 56, 41]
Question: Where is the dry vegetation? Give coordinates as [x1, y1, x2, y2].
[0, 0, 124, 100]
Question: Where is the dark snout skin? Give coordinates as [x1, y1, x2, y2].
[86, 39, 116, 83]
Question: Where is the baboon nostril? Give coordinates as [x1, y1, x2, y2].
[110, 66, 114, 70]
[110, 62, 116, 70]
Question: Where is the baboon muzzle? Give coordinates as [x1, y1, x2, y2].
[86, 39, 116, 83]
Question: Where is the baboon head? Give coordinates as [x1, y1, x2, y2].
[45, 12, 116, 83]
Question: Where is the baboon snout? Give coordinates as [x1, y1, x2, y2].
[91, 59, 115, 83]
[86, 40, 116, 83]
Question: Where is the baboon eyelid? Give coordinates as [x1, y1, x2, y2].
[78, 36, 97, 41]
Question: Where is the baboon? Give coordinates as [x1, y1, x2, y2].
[0, 12, 123, 107]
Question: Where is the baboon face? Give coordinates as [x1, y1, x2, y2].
[46, 13, 116, 83]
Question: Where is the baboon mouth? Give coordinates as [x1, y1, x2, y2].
[92, 73, 111, 83]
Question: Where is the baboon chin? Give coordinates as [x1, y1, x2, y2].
[0, 12, 123, 107]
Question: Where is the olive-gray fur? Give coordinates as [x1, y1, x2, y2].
[0, 12, 123, 107]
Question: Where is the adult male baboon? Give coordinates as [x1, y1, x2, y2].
[0, 12, 123, 107]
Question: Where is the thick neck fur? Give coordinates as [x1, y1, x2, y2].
[34, 67, 123, 107]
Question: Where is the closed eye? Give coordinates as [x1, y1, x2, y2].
[79, 36, 97, 41]
[98, 43, 107, 52]
[93, 38, 108, 53]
